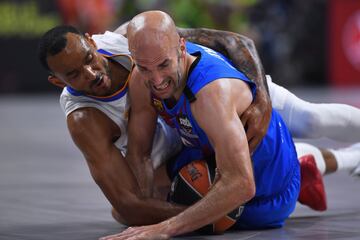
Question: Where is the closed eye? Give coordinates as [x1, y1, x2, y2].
[85, 53, 94, 64]
[159, 60, 170, 69]
[137, 64, 148, 73]
[69, 71, 79, 79]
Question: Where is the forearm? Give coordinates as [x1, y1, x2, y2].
[109, 178, 186, 225]
[109, 190, 186, 226]
[163, 172, 253, 236]
[178, 27, 269, 95]
[93, 155, 185, 226]
[163, 84, 256, 236]
[126, 151, 154, 197]
[122, 195, 186, 226]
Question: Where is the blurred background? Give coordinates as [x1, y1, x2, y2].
[0, 0, 359, 94]
[1, 2, 360, 239]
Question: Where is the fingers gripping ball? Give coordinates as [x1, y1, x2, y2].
[168, 160, 244, 234]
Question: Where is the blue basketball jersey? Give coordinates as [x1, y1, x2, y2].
[152, 42, 299, 199]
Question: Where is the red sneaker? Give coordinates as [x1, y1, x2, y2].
[298, 154, 327, 211]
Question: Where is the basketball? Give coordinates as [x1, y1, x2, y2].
[168, 160, 243, 234]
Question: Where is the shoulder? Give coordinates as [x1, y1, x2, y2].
[60, 88, 93, 117]
[197, 78, 251, 100]
[67, 107, 120, 142]
[194, 78, 253, 116]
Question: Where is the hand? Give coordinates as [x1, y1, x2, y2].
[99, 224, 170, 240]
[240, 91, 272, 154]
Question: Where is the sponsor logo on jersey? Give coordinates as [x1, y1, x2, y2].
[179, 128, 199, 138]
[180, 136, 195, 147]
[177, 115, 192, 133]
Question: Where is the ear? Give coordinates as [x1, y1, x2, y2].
[179, 37, 186, 57]
[48, 75, 66, 88]
[85, 32, 97, 49]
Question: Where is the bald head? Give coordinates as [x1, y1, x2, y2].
[127, 11, 180, 60]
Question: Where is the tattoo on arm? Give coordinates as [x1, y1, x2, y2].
[178, 27, 269, 93]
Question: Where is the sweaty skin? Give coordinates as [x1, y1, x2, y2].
[177, 28, 272, 152]
[116, 23, 272, 152]
[47, 32, 187, 226]
[101, 11, 257, 239]
[45, 23, 273, 229]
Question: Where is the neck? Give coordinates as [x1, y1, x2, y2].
[173, 53, 196, 100]
[108, 59, 130, 95]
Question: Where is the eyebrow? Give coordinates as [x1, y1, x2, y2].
[65, 69, 78, 77]
[137, 59, 169, 71]
[65, 50, 92, 77]
[159, 59, 169, 67]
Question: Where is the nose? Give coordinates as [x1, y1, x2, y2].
[83, 65, 97, 81]
[150, 71, 164, 85]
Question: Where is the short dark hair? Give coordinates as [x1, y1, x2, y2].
[38, 25, 82, 72]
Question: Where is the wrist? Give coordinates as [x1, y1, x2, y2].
[158, 218, 181, 237]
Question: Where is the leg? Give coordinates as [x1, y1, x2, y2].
[295, 142, 360, 175]
[295, 142, 360, 211]
[267, 76, 360, 142]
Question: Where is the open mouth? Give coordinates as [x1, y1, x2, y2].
[153, 79, 170, 91]
[95, 75, 104, 87]
[91, 74, 105, 89]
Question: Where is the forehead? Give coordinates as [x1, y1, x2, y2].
[64, 33, 90, 54]
[131, 30, 178, 66]
[47, 33, 92, 72]
[133, 43, 177, 67]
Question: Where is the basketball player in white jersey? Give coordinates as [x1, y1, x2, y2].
[38, 25, 360, 227]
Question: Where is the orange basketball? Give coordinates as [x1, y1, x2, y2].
[168, 160, 243, 234]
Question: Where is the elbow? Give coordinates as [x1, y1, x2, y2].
[225, 34, 254, 47]
[244, 180, 256, 201]
[231, 175, 256, 204]
[115, 196, 146, 226]
[238, 35, 255, 49]
[90, 169, 145, 226]
[107, 186, 146, 225]
[111, 195, 146, 226]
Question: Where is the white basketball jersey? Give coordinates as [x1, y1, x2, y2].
[60, 31, 181, 168]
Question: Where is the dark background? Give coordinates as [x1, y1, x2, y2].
[0, 0, 359, 94]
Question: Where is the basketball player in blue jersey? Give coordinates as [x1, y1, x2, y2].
[98, 11, 359, 239]
[38, 24, 360, 238]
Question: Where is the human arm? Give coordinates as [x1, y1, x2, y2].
[67, 107, 184, 226]
[125, 71, 158, 197]
[102, 78, 256, 239]
[178, 27, 272, 152]
[162, 79, 256, 235]
[114, 21, 129, 36]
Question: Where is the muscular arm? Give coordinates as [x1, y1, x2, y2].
[125, 71, 158, 197]
[178, 27, 267, 90]
[161, 79, 256, 236]
[67, 107, 184, 226]
[178, 27, 272, 152]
